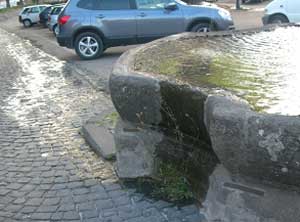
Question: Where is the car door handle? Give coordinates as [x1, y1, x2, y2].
[138, 12, 147, 17]
[96, 14, 105, 19]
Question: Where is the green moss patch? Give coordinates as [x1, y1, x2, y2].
[96, 112, 119, 128]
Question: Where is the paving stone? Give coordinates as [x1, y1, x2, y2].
[118, 205, 142, 219]
[77, 202, 96, 211]
[36, 205, 58, 213]
[184, 213, 206, 222]
[112, 195, 131, 206]
[24, 198, 44, 206]
[102, 215, 123, 222]
[81, 209, 99, 219]
[30, 212, 52, 220]
[58, 203, 76, 212]
[19, 206, 37, 214]
[0, 189, 10, 195]
[72, 187, 90, 195]
[96, 200, 114, 210]
[51, 212, 64, 221]
[63, 211, 81, 220]
[85, 218, 102, 222]
[42, 197, 61, 206]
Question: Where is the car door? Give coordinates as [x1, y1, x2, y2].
[135, 0, 184, 43]
[286, 0, 300, 23]
[28, 6, 40, 23]
[88, 0, 137, 45]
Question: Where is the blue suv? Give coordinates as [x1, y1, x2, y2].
[57, 0, 234, 60]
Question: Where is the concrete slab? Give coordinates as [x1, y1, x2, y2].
[82, 108, 118, 160]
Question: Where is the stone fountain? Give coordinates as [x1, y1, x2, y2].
[109, 26, 300, 222]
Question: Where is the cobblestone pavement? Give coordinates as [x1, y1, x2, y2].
[0, 29, 204, 222]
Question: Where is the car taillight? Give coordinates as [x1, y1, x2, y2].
[58, 15, 70, 25]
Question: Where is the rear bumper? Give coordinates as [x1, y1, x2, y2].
[228, 25, 235, 30]
[39, 20, 47, 24]
[56, 35, 73, 48]
[262, 15, 270, 25]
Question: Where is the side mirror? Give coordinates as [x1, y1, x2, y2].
[164, 2, 178, 11]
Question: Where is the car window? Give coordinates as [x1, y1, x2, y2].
[22, 8, 30, 14]
[99, 0, 130, 10]
[77, 0, 99, 10]
[77, 0, 130, 10]
[52, 7, 63, 15]
[136, 0, 174, 9]
[39, 6, 46, 11]
[30, 7, 40, 13]
[49, 7, 56, 14]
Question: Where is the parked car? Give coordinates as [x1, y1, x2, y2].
[19, 5, 51, 27]
[48, 5, 65, 36]
[57, 0, 234, 60]
[39, 6, 53, 27]
[262, 0, 300, 24]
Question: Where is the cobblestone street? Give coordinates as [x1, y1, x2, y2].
[0, 29, 203, 222]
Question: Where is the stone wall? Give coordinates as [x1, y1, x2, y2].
[109, 31, 300, 187]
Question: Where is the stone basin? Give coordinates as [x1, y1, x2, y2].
[110, 26, 300, 189]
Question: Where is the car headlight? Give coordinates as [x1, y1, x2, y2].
[218, 9, 232, 20]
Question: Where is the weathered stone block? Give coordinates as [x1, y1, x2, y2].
[82, 108, 117, 160]
[205, 95, 300, 186]
[203, 165, 300, 222]
[114, 120, 163, 179]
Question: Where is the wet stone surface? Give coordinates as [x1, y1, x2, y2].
[135, 26, 300, 116]
[0, 29, 203, 222]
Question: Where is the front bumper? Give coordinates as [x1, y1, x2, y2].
[262, 15, 270, 25]
[215, 18, 235, 31]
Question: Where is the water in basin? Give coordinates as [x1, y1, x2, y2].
[135, 26, 300, 116]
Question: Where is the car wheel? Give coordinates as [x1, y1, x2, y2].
[23, 19, 32, 28]
[269, 14, 289, 24]
[191, 23, 213, 33]
[75, 32, 104, 60]
[53, 25, 59, 36]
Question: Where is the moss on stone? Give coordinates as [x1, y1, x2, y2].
[157, 58, 180, 75]
[97, 112, 119, 127]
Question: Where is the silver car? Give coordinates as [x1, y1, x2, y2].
[57, 0, 234, 60]
[48, 5, 65, 36]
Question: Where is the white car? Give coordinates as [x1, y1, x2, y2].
[19, 5, 50, 27]
[263, 0, 300, 24]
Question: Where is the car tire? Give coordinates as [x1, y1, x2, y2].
[53, 25, 59, 37]
[269, 14, 289, 24]
[75, 32, 104, 60]
[23, 19, 32, 28]
[191, 23, 213, 33]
